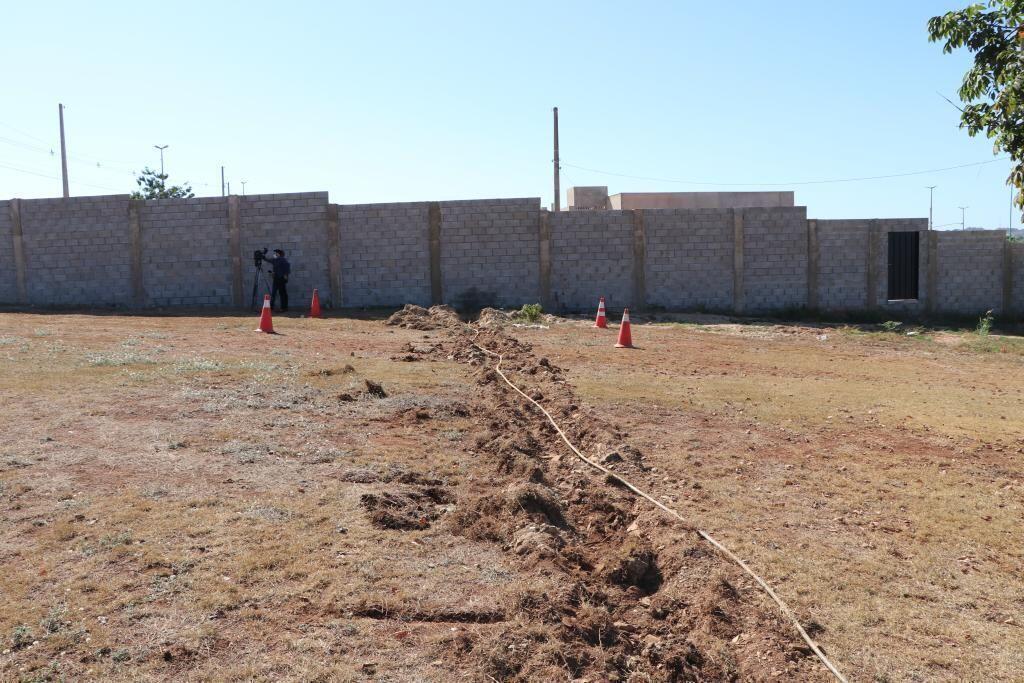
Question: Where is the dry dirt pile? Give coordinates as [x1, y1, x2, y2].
[385, 304, 467, 331]
[386, 305, 827, 681]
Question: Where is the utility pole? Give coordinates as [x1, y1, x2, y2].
[227, 181, 231, 195]
[552, 107, 560, 212]
[959, 205, 968, 230]
[926, 186, 936, 231]
[241, 180, 247, 196]
[58, 103, 69, 198]
[154, 145, 168, 175]
[221, 166, 225, 197]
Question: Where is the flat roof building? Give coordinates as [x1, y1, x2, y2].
[566, 186, 794, 211]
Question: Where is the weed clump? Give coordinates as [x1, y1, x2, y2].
[976, 309, 994, 336]
[514, 303, 544, 324]
[10, 624, 33, 650]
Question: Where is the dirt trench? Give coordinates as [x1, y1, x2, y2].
[386, 307, 830, 682]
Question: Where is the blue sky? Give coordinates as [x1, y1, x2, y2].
[0, 1, 1015, 229]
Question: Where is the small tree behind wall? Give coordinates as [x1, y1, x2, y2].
[131, 167, 195, 199]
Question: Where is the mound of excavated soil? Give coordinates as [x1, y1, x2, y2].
[385, 304, 465, 331]
[400, 324, 828, 681]
[359, 485, 452, 530]
[476, 307, 512, 329]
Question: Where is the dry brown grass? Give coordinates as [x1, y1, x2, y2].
[1, 311, 1022, 681]
[0, 313, 512, 681]
[519, 316, 1024, 681]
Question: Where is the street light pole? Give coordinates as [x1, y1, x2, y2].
[241, 180, 247, 196]
[958, 205, 968, 230]
[153, 145, 168, 175]
[926, 186, 936, 231]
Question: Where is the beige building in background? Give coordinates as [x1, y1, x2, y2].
[566, 185, 795, 211]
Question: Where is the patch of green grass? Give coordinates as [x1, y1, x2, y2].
[173, 358, 224, 373]
[85, 352, 157, 367]
[962, 335, 1024, 356]
[99, 531, 133, 548]
[235, 360, 282, 372]
[651, 321, 713, 331]
[840, 326, 933, 344]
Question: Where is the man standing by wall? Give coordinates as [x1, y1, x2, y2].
[265, 249, 291, 312]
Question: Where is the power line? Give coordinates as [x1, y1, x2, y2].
[0, 120, 51, 145]
[0, 118, 142, 170]
[0, 135, 52, 154]
[0, 161, 124, 193]
[561, 157, 1011, 188]
[0, 161, 58, 180]
[0, 136, 137, 178]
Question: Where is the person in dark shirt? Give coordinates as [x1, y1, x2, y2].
[265, 249, 291, 312]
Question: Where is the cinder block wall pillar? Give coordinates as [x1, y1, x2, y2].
[228, 195, 243, 307]
[538, 210, 553, 310]
[630, 209, 647, 310]
[9, 199, 27, 304]
[806, 219, 819, 311]
[732, 209, 744, 314]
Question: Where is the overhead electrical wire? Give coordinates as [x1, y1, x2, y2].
[0, 161, 124, 193]
[0, 137, 138, 178]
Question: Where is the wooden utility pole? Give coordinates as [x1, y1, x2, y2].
[553, 107, 560, 211]
[58, 103, 69, 198]
[927, 186, 936, 231]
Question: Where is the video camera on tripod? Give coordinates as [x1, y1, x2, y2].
[250, 247, 273, 310]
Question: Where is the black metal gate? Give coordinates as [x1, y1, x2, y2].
[887, 231, 920, 300]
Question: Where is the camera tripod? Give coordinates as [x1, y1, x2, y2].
[250, 260, 274, 311]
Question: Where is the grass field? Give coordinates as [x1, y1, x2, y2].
[0, 309, 1021, 681]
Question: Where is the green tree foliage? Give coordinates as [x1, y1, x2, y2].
[928, 2, 1024, 209]
[130, 167, 195, 200]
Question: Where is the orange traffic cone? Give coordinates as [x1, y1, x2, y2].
[594, 297, 607, 328]
[256, 294, 275, 333]
[310, 289, 322, 318]
[615, 308, 633, 348]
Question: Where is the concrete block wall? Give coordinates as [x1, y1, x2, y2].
[1, 191, 1016, 320]
[646, 209, 734, 312]
[439, 198, 540, 309]
[816, 220, 869, 311]
[935, 230, 1007, 315]
[140, 198, 232, 306]
[742, 207, 808, 312]
[240, 192, 331, 308]
[550, 210, 633, 311]
[0, 201, 16, 302]
[338, 202, 431, 307]
[1012, 241, 1024, 317]
[19, 196, 133, 306]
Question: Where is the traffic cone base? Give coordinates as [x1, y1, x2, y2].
[594, 297, 607, 328]
[256, 294, 275, 333]
[615, 308, 633, 348]
[310, 288, 322, 319]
